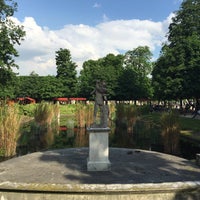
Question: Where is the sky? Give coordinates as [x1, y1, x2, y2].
[12, 0, 183, 76]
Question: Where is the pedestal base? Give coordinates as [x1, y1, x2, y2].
[87, 160, 111, 171]
[87, 127, 111, 171]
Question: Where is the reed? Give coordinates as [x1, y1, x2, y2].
[161, 111, 180, 155]
[75, 104, 86, 128]
[31, 102, 60, 149]
[85, 103, 94, 127]
[115, 104, 138, 134]
[113, 104, 139, 147]
[0, 104, 21, 158]
[75, 103, 94, 128]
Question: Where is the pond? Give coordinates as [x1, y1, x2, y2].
[16, 120, 200, 161]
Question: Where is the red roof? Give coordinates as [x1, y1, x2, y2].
[53, 97, 86, 101]
[69, 97, 86, 101]
[17, 97, 35, 102]
[53, 97, 68, 101]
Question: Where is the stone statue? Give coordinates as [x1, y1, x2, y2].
[91, 80, 109, 128]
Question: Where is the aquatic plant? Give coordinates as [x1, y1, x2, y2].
[31, 102, 60, 149]
[161, 111, 180, 155]
[0, 105, 21, 157]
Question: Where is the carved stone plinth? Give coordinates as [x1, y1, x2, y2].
[87, 127, 111, 171]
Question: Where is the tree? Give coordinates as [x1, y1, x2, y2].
[78, 54, 124, 99]
[37, 76, 64, 100]
[0, 68, 16, 98]
[97, 54, 124, 99]
[0, 0, 25, 70]
[16, 72, 41, 99]
[119, 46, 153, 101]
[124, 46, 153, 77]
[55, 48, 77, 97]
[152, 0, 200, 103]
[78, 59, 100, 99]
[152, 45, 184, 100]
[16, 73, 63, 101]
[0, 0, 25, 98]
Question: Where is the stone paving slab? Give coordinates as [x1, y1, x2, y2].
[0, 147, 200, 186]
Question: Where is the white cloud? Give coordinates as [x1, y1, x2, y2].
[102, 14, 109, 22]
[173, 0, 183, 4]
[13, 14, 174, 76]
[93, 2, 101, 8]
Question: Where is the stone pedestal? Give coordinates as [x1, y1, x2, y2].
[87, 127, 111, 171]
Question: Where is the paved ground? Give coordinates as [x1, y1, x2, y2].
[0, 147, 200, 185]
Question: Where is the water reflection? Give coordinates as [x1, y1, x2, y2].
[16, 117, 200, 161]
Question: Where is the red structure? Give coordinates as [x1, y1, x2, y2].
[53, 97, 86, 104]
[69, 97, 87, 101]
[17, 97, 36, 104]
[53, 97, 69, 104]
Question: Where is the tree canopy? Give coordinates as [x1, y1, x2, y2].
[152, 0, 200, 101]
[119, 46, 153, 100]
[0, 0, 25, 70]
[56, 48, 77, 97]
[16, 73, 63, 101]
[79, 47, 153, 101]
[0, 0, 25, 98]
[78, 53, 124, 100]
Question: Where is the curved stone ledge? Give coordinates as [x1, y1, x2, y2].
[0, 181, 200, 193]
[0, 148, 200, 199]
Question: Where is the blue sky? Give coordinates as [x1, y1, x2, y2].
[12, 0, 183, 75]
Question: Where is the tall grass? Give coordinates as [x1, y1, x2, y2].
[31, 102, 60, 149]
[113, 104, 139, 147]
[0, 105, 21, 157]
[115, 104, 138, 134]
[133, 118, 161, 150]
[161, 111, 180, 155]
[75, 103, 94, 128]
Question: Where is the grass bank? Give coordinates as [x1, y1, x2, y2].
[142, 112, 200, 141]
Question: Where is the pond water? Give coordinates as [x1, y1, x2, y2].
[16, 123, 200, 161]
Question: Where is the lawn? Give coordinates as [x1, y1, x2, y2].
[142, 112, 200, 141]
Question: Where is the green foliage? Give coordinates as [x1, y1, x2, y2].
[56, 48, 77, 96]
[152, 0, 200, 100]
[0, 0, 25, 70]
[78, 53, 124, 99]
[0, 69, 16, 98]
[79, 48, 153, 101]
[78, 59, 100, 98]
[0, 0, 25, 98]
[118, 67, 152, 100]
[18, 103, 36, 117]
[16, 75, 64, 100]
[152, 45, 184, 100]
[124, 46, 153, 76]
[118, 46, 153, 100]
